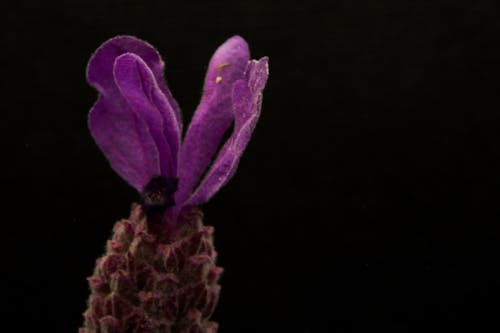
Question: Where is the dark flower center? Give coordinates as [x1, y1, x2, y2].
[141, 176, 179, 214]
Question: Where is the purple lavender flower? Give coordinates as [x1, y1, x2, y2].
[81, 36, 268, 333]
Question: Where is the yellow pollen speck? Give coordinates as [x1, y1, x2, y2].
[216, 63, 230, 70]
[215, 76, 222, 84]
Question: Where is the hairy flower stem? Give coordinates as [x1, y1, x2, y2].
[80, 204, 222, 333]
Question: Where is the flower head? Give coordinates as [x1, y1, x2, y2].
[87, 35, 268, 219]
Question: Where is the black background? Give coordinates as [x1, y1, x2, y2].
[2, 0, 500, 332]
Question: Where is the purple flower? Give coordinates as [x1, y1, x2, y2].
[87, 35, 268, 220]
[81, 36, 268, 333]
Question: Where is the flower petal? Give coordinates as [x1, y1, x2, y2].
[176, 36, 250, 205]
[113, 53, 180, 176]
[186, 57, 269, 206]
[87, 35, 182, 133]
[88, 96, 161, 191]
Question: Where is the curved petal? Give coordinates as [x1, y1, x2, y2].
[186, 57, 269, 206]
[113, 53, 180, 176]
[88, 97, 161, 191]
[87, 35, 182, 134]
[176, 36, 250, 205]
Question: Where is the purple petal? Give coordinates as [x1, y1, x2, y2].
[176, 36, 250, 205]
[113, 53, 180, 176]
[186, 57, 269, 206]
[88, 97, 161, 191]
[87, 35, 182, 133]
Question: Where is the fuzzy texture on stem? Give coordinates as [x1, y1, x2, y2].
[80, 205, 221, 333]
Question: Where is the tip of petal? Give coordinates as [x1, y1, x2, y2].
[245, 56, 270, 94]
[257, 56, 270, 73]
[225, 35, 248, 46]
[86, 35, 164, 92]
[113, 52, 142, 72]
[210, 35, 250, 69]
